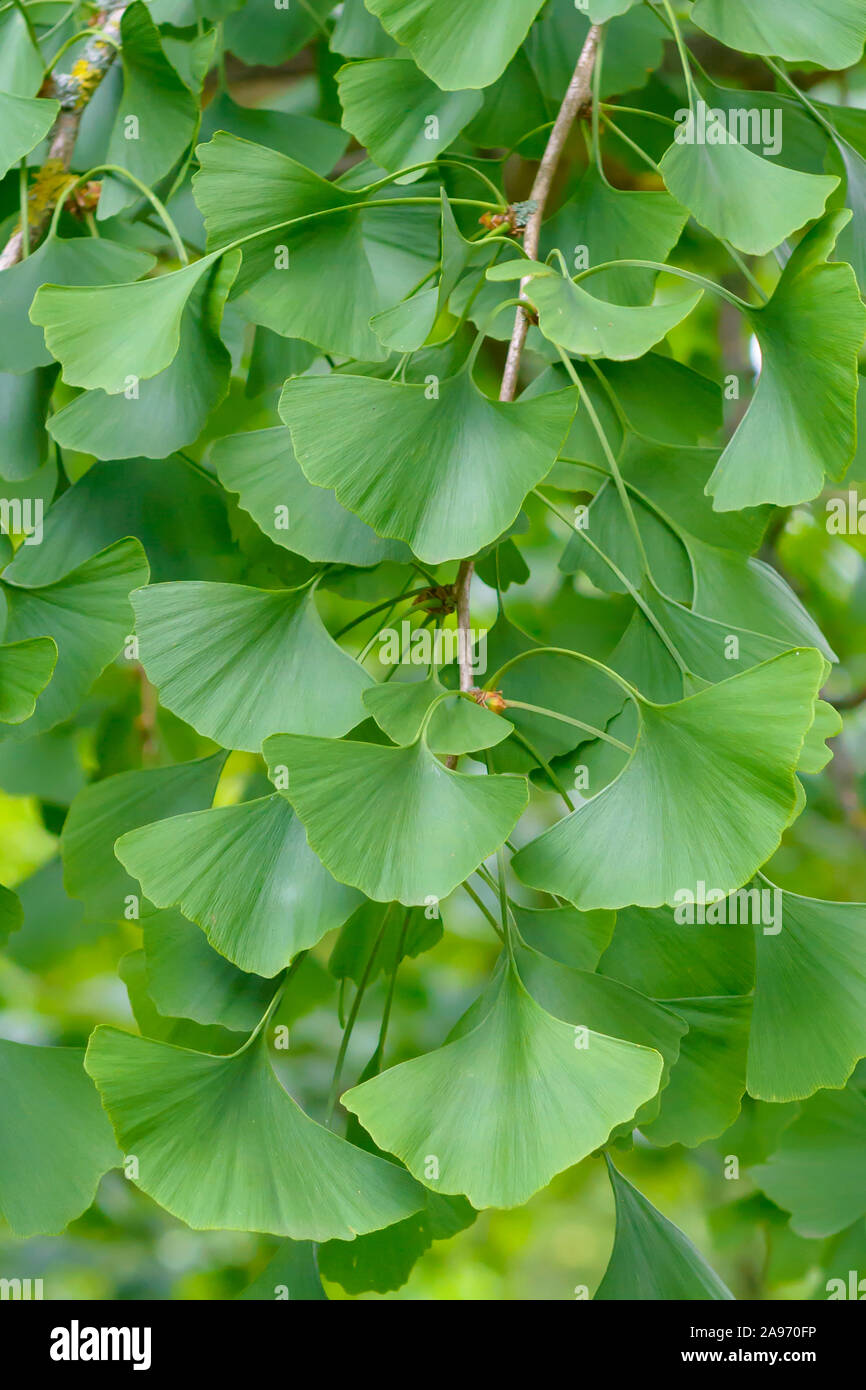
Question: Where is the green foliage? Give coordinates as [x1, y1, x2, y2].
[2, 0, 866, 1304]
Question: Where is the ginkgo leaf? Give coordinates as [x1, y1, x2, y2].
[264, 732, 528, 905]
[0, 637, 56, 724]
[513, 650, 824, 910]
[747, 887, 866, 1102]
[541, 164, 688, 305]
[364, 0, 546, 90]
[223, 0, 331, 65]
[141, 909, 273, 1033]
[62, 754, 225, 921]
[707, 213, 866, 509]
[30, 253, 220, 394]
[192, 132, 438, 360]
[798, 700, 842, 773]
[514, 945, 686, 1118]
[47, 253, 239, 460]
[117, 794, 362, 977]
[279, 369, 575, 564]
[659, 106, 838, 255]
[0, 91, 59, 180]
[512, 904, 615, 972]
[344, 962, 662, 1208]
[0, 234, 155, 376]
[85, 1028, 424, 1240]
[0, 539, 150, 740]
[200, 91, 346, 176]
[371, 193, 477, 351]
[595, 1162, 734, 1299]
[641, 996, 753, 1148]
[600, 904, 755, 998]
[751, 1086, 866, 1237]
[336, 58, 482, 176]
[363, 674, 512, 755]
[692, 0, 866, 70]
[98, 1, 199, 220]
[132, 581, 372, 751]
[489, 262, 701, 359]
[239, 1241, 327, 1300]
[211, 426, 408, 567]
[0, 1041, 119, 1237]
[0, 9, 43, 95]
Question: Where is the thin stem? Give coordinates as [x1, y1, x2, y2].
[508, 726, 575, 811]
[722, 241, 769, 303]
[462, 880, 504, 940]
[601, 103, 675, 126]
[658, 0, 697, 107]
[48, 163, 188, 262]
[496, 849, 515, 966]
[556, 347, 651, 577]
[506, 700, 632, 753]
[533, 488, 690, 674]
[333, 586, 432, 640]
[572, 256, 749, 310]
[500, 24, 603, 402]
[600, 109, 663, 173]
[326, 910, 391, 1123]
[369, 912, 410, 1074]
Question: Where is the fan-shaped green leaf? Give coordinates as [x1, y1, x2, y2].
[98, 1, 198, 220]
[659, 105, 838, 255]
[363, 674, 512, 755]
[595, 1162, 734, 1299]
[211, 426, 408, 567]
[642, 996, 753, 1148]
[47, 253, 239, 460]
[751, 1086, 866, 1238]
[117, 794, 362, 977]
[707, 213, 866, 509]
[337, 58, 481, 176]
[192, 132, 438, 360]
[542, 165, 687, 306]
[62, 754, 225, 920]
[0, 1041, 119, 1237]
[364, 0, 546, 90]
[513, 650, 823, 909]
[142, 909, 273, 1033]
[0, 637, 56, 724]
[30, 254, 220, 394]
[280, 370, 575, 564]
[344, 962, 663, 1208]
[0, 90, 59, 180]
[132, 581, 371, 751]
[0, 539, 149, 739]
[748, 886, 866, 1101]
[512, 903, 615, 972]
[492, 261, 701, 359]
[692, 0, 866, 70]
[264, 731, 528, 905]
[85, 1028, 424, 1240]
[0, 234, 154, 376]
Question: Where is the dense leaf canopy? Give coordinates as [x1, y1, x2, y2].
[1, 0, 866, 1304]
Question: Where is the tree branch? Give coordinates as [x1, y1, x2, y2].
[450, 24, 603, 712]
[0, 2, 130, 271]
